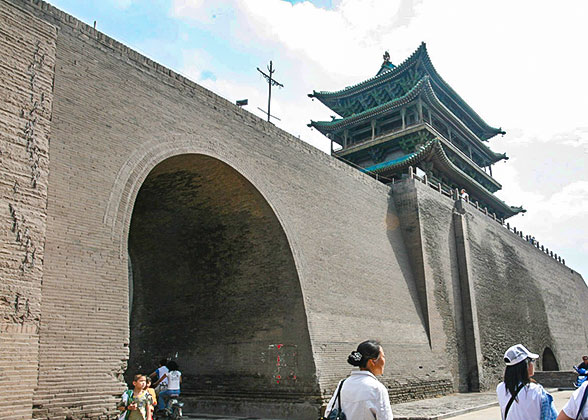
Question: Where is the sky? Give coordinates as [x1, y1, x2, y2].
[48, 0, 588, 280]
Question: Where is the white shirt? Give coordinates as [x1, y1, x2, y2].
[563, 381, 588, 420]
[167, 370, 181, 390]
[496, 382, 544, 420]
[157, 366, 169, 386]
[325, 371, 393, 420]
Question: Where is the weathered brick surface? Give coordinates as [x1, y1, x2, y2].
[0, 1, 56, 419]
[533, 370, 577, 388]
[393, 178, 588, 392]
[0, 0, 586, 419]
[463, 191, 588, 390]
[2, 1, 449, 418]
[392, 180, 469, 392]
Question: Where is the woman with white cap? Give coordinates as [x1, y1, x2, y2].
[497, 344, 557, 420]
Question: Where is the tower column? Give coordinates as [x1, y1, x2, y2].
[371, 120, 376, 141]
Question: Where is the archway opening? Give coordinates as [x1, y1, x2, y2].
[542, 347, 559, 371]
[125, 154, 316, 414]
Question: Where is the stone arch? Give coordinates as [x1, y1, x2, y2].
[120, 152, 318, 417]
[542, 347, 559, 371]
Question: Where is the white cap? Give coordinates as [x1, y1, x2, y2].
[504, 344, 539, 366]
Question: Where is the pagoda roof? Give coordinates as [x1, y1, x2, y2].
[309, 43, 505, 141]
[309, 76, 507, 164]
[360, 139, 524, 218]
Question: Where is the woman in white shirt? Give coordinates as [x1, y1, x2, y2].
[324, 340, 393, 420]
[556, 380, 588, 420]
[496, 344, 557, 420]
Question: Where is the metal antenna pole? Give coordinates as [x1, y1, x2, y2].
[257, 60, 283, 122]
[267, 61, 273, 123]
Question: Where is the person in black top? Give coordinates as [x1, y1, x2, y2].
[579, 356, 588, 371]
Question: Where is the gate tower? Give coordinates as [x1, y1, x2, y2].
[309, 43, 524, 220]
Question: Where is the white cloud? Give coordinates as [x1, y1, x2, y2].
[109, 0, 134, 10]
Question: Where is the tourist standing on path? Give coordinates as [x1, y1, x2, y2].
[556, 380, 588, 419]
[496, 344, 557, 420]
[324, 340, 393, 420]
[117, 374, 154, 420]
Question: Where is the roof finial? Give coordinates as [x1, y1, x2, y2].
[383, 51, 390, 63]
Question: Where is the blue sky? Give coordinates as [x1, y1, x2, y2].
[48, 0, 588, 280]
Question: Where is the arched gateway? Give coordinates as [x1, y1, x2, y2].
[125, 154, 319, 417]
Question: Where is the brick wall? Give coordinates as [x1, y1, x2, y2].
[0, 2, 56, 419]
[1, 0, 586, 418]
[463, 190, 588, 389]
[0, 1, 452, 417]
[393, 178, 588, 391]
[392, 180, 471, 392]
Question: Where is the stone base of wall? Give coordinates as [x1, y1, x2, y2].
[388, 380, 455, 404]
[183, 395, 321, 420]
[533, 371, 577, 388]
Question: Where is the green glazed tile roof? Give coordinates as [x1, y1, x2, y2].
[309, 43, 505, 141]
[359, 139, 524, 218]
[309, 76, 507, 164]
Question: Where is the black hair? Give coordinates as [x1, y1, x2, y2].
[347, 340, 381, 368]
[503, 358, 531, 399]
[159, 358, 168, 366]
[166, 360, 179, 371]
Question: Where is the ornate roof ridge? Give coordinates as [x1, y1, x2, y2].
[309, 43, 505, 140]
[309, 42, 427, 99]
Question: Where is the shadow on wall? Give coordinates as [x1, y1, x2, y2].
[542, 347, 559, 371]
[125, 153, 318, 414]
[386, 192, 429, 343]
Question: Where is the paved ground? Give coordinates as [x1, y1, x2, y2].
[442, 389, 573, 420]
[182, 389, 575, 420]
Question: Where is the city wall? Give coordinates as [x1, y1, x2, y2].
[0, 0, 586, 419]
[392, 177, 588, 391]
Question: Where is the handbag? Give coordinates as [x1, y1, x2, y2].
[321, 379, 346, 420]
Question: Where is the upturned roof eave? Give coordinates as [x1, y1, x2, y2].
[310, 77, 508, 165]
[308, 76, 428, 133]
[309, 42, 505, 141]
[363, 139, 522, 217]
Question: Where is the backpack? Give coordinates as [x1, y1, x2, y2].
[118, 389, 134, 420]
